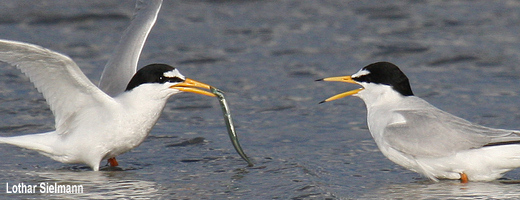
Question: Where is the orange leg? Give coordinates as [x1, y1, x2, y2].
[108, 157, 119, 167]
[460, 172, 469, 183]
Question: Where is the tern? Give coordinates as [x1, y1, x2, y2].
[0, 40, 216, 171]
[318, 61, 520, 182]
[0, 0, 216, 171]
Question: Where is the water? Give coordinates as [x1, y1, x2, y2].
[1, 0, 520, 199]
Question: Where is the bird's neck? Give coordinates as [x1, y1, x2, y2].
[114, 88, 171, 128]
[358, 86, 405, 109]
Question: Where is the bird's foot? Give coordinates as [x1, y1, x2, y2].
[460, 172, 468, 183]
[108, 157, 119, 167]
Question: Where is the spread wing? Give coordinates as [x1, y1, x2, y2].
[383, 103, 520, 157]
[99, 0, 163, 97]
[0, 39, 115, 135]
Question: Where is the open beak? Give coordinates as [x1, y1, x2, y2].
[317, 75, 364, 103]
[170, 78, 216, 97]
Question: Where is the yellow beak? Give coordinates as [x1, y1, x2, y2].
[170, 78, 216, 97]
[318, 76, 364, 103]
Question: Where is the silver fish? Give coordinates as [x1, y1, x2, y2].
[211, 87, 254, 166]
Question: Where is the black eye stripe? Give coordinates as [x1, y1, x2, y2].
[352, 75, 369, 83]
[164, 76, 184, 83]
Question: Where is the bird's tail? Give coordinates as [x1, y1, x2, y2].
[0, 132, 58, 156]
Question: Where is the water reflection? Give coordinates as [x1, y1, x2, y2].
[363, 180, 520, 199]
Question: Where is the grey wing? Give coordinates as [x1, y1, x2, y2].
[383, 108, 520, 157]
[0, 39, 114, 135]
[99, 0, 163, 97]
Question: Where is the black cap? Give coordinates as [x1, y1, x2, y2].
[125, 64, 184, 91]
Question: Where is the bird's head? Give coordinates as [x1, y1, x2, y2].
[125, 63, 215, 98]
[317, 62, 413, 104]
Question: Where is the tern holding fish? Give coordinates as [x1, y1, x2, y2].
[0, 0, 252, 170]
[318, 62, 520, 182]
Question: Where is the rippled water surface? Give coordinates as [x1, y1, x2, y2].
[2, 0, 520, 199]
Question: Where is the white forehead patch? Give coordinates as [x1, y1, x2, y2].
[351, 69, 370, 78]
[163, 69, 185, 80]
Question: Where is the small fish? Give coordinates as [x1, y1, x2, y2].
[211, 87, 254, 167]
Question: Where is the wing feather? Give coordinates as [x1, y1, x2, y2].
[0, 39, 114, 135]
[99, 0, 162, 96]
[383, 99, 520, 157]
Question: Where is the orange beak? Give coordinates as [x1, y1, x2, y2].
[317, 76, 363, 103]
[170, 78, 216, 97]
